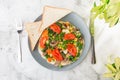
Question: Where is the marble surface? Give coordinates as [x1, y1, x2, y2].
[0, 0, 120, 80]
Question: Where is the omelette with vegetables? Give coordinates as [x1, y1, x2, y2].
[38, 21, 84, 67]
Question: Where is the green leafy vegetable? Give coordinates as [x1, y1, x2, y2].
[77, 41, 83, 50]
[106, 64, 117, 72]
[103, 57, 120, 80]
[45, 54, 50, 58]
[90, 0, 120, 36]
[48, 28, 55, 38]
[69, 56, 76, 62]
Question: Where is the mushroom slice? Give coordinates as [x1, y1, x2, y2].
[50, 40, 58, 47]
[61, 59, 71, 66]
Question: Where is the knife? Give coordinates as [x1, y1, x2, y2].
[89, 13, 97, 64]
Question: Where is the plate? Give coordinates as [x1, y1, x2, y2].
[28, 12, 91, 71]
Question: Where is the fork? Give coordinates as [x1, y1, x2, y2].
[15, 19, 23, 63]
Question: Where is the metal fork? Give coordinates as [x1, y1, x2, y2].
[15, 19, 23, 63]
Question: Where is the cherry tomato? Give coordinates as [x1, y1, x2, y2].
[39, 36, 48, 48]
[67, 44, 77, 57]
[52, 48, 63, 61]
[64, 33, 76, 40]
[50, 23, 61, 34]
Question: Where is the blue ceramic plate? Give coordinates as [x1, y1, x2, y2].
[29, 12, 91, 71]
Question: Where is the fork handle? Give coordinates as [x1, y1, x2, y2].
[91, 36, 96, 64]
[18, 34, 22, 63]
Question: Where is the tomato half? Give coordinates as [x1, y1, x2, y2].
[50, 23, 61, 34]
[39, 36, 48, 48]
[67, 44, 77, 57]
[52, 48, 63, 61]
[64, 33, 76, 40]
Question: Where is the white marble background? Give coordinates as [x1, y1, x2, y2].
[0, 0, 120, 80]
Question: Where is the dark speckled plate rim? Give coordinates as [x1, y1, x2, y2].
[28, 12, 91, 71]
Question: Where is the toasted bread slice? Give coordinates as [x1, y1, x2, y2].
[25, 21, 42, 51]
[40, 6, 72, 31]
